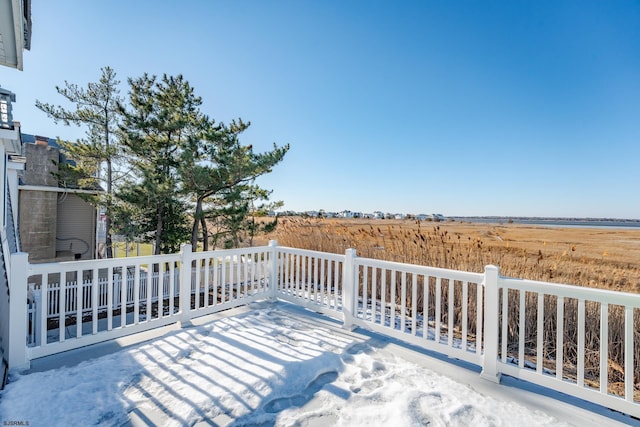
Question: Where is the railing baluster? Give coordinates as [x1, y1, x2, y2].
[447, 279, 454, 347]
[40, 277, 48, 345]
[307, 255, 312, 302]
[145, 265, 152, 320]
[221, 256, 227, 303]
[577, 298, 585, 387]
[313, 256, 319, 304]
[320, 258, 326, 306]
[203, 257, 210, 307]
[133, 264, 140, 324]
[335, 259, 340, 309]
[400, 271, 407, 333]
[476, 281, 483, 354]
[213, 257, 219, 305]
[120, 267, 127, 327]
[59, 275, 66, 343]
[501, 286, 508, 363]
[462, 280, 468, 349]
[327, 260, 338, 310]
[519, 290, 525, 368]
[76, 270, 83, 338]
[600, 302, 608, 394]
[286, 253, 292, 295]
[107, 267, 113, 330]
[412, 274, 418, 336]
[295, 254, 301, 297]
[423, 276, 429, 340]
[236, 253, 242, 298]
[556, 296, 564, 380]
[362, 265, 368, 321]
[435, 277, 441, 341]
[372, 267, 378, 324]
[244, 252, 249, 297]
[624, 306, 634, 402]
[157, 263, 164, 317]
[518, 290, 527, 368]
[195, 257, 201, 308]
[537, 293, 544, 374]
[390, 270, 396, 329]
[170, 260, 176, 314]
[380, 268, 387, 326]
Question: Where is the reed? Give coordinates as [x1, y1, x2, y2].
[264, 218, 640, 399]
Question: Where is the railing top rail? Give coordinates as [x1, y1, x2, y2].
[192, 245, 272, 259]
[500, 276, 640, 308]
[28, 253, 182, 275]
[355, 256, 484, 283]
[276, 246, 346, 262]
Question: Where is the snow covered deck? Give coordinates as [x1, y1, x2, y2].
[1, 302, 633, 426]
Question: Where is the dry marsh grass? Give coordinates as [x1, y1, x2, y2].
[262, 218, 640, 292]
[259, 218, 640, 400]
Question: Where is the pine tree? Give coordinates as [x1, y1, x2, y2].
[181, 119, 289, 250]
[117, 74, 208, 254]
[35, 66, 124, 258]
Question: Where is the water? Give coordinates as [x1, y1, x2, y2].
[450, 217, 640, 230]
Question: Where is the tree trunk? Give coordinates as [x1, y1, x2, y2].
[155, 202, 163, 255]
[191, 196, 205, 249]
[201, 216, 209, 251]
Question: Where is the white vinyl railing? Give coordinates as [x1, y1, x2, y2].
[496, 276, 640, 416]
[272, 246, 345, 317]
[6, 242, 640, 418]
[351, 255, 486, 367]
[20, 244, 273, 360]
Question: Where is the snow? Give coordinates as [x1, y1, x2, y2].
[0, 303, 628, 426]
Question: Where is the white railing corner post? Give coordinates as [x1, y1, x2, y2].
[179, 243, 194, 328]
[8, 252, 30, 371]
[481, 264, 501, 383]
[268, 240, 278, 301]
[342, 248, 357, 330]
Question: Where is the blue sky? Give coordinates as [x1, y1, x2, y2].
[1, 1, 639, 218]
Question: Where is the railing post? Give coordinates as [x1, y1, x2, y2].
[342, 248, 357, 330]
[179, 244, 194, 328]
[481, 264, 501, 383]
[8, 252, 30, 371]
[268, 240, 278, 301]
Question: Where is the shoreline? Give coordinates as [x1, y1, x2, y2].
[450, 217, 640, 230]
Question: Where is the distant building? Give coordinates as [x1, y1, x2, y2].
[18, 134, 100, 262]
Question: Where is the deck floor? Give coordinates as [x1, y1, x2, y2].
[5, 302, 635, 426]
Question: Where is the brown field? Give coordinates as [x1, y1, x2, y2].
[258, 217, 640, 398]
[259, 217, 640, 293]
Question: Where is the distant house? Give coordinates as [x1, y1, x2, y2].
[18, 134, 100, 262]
[373, 211, 384, 220]
[416, 214, 429, 221]
[340, 210, 354, 219]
